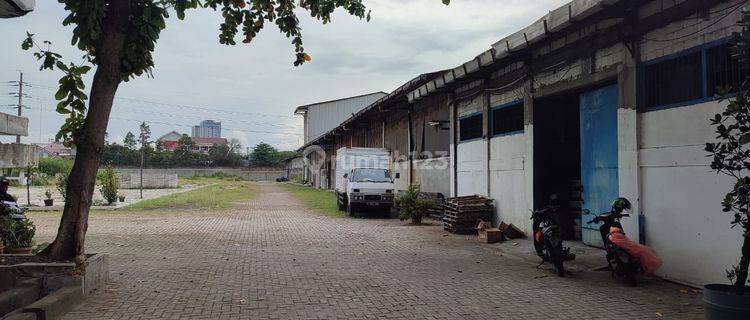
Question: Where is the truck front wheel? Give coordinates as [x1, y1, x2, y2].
[346, 201, 356, 217]
[337, 194, 346, 211]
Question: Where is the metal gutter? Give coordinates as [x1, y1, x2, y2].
[298, 70, 447, 150]
[407, 0, 622, 102]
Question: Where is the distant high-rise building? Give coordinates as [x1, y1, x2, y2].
[191, 120, 222, 138]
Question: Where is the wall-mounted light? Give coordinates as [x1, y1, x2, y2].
[428, 120, 450, 130]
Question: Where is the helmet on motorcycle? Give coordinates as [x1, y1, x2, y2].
[611, 197, 631, 213]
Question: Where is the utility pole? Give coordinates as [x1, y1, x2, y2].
[139, 122, 151, 199]
[16, 72, 23, 143]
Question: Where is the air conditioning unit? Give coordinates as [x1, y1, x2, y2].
[0, 0, 34, 18]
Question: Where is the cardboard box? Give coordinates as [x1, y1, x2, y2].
[478, 228, 504, 244]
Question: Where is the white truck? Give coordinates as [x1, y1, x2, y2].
[335, 147, 399, 216]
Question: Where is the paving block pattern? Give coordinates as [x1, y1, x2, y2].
[28, 182, 702, 319]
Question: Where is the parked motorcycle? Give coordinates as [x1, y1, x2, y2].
[0, 200, 26, 220]
[531, 196, 575, 276]
[587, 197, 643, 286]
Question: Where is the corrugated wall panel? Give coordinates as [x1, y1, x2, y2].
[304, 93, 387, 144]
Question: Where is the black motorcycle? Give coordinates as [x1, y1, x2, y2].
[531, 203, 575, 276]
[0, 200, 26, 220]
[587, 197, 641, 286]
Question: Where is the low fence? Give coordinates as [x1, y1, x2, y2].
[112, 167, 285, 182]
[116, 172, 178, 189]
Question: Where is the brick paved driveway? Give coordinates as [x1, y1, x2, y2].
[29, 182, 702, 319]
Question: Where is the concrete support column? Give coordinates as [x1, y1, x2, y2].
[617, 49, 642, 242]
[522, 79, 535, 216]
[449, 97, 457, 197]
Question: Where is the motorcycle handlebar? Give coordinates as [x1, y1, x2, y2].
[586, 212, 630, 224]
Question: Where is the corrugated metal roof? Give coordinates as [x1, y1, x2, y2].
[408, 0, 623, 102]
[294, 92, 388, 115]
[0, 0, 34, 18]
[298, 70, 447, 150]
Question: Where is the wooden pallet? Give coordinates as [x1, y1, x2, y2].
[440, 195, 495, 234]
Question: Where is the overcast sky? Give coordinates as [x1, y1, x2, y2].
[0, 0, 568, 151]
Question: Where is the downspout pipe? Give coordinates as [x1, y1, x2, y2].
[408, 106, 414, 186]
[485, 88, 491, 198]
[451, 94, 458, 197]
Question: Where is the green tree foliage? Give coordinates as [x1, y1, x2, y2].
[98, 165, 119, 204]
[705, 8, 750, 295]
[139, 122, 151, 148]
[123, 132, 136, 149]
[250, 142, 276, 166]
[248, 142, 298, 167]
[38, 157, 74, 177]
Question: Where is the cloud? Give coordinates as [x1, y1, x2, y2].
[227, 130, 249, 150]
[0, 0, 569, 149]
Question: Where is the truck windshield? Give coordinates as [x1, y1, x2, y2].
[350, 169, 391, 183]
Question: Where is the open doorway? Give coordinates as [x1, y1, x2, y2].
[533, 92, 582, 240]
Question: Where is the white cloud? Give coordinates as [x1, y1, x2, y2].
[0, 0, 569, 149]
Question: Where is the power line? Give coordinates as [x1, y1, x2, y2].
[22, 82, 298, 119]
[18, 94, 302, 130]
[25, 105, 303, 137]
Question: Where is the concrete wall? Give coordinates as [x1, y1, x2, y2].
[639, 99, 741, 286]
[627, 0, 744, 287]
[114, 167, 285, 182]
[413, 157, 450, 196]
[0, 144, 38, 168]
[117, 172, 178, 189]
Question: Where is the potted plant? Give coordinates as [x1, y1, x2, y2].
[44, 189, 54, 206]
[394, 185, 432, 225]
[118, 192, 126, 202]
[0, 219, 36, 254]
[704, 11, 750, 318]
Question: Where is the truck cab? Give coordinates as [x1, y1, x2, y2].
[340, 168, 396, 215]
[334, 147, 397, 217]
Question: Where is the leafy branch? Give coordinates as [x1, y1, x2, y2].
[21, 33, 90, 147]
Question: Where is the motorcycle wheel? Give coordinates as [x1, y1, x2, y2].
[547, 240, 565, 277]
[623, 272, 638, 287]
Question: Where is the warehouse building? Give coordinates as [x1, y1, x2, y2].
[404, 0, 746, 286]
[299, 0, 748, 287]
[295, 92, 387, 188]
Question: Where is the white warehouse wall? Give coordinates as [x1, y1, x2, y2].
[639, 100, 743, 286]
[489, 132, 531, 231]
[456, 140, 488, 197]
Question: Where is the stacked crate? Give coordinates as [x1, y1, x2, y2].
[441, 195, 494, 234]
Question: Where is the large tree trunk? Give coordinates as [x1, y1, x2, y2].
[43, 1, 131, 262]
[735, 230, 750, 295]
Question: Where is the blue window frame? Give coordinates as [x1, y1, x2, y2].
[491, 101, 524, 137]
[642, 38, 746, 111]
[458, 113, 483, 142]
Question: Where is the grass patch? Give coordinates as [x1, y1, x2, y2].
[281, 183, 345, 218]
[123, 180, 255, 211]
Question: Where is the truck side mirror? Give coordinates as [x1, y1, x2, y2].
[343, 173, 348, 178]
[394, 173, 400, 179]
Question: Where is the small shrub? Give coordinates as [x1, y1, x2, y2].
[99, 165, 119, 205]
[38, 157, 73, 177]
[56, 172, 69, 201]
[394, 185, 432, 225]
[0, 219, 36, 248]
